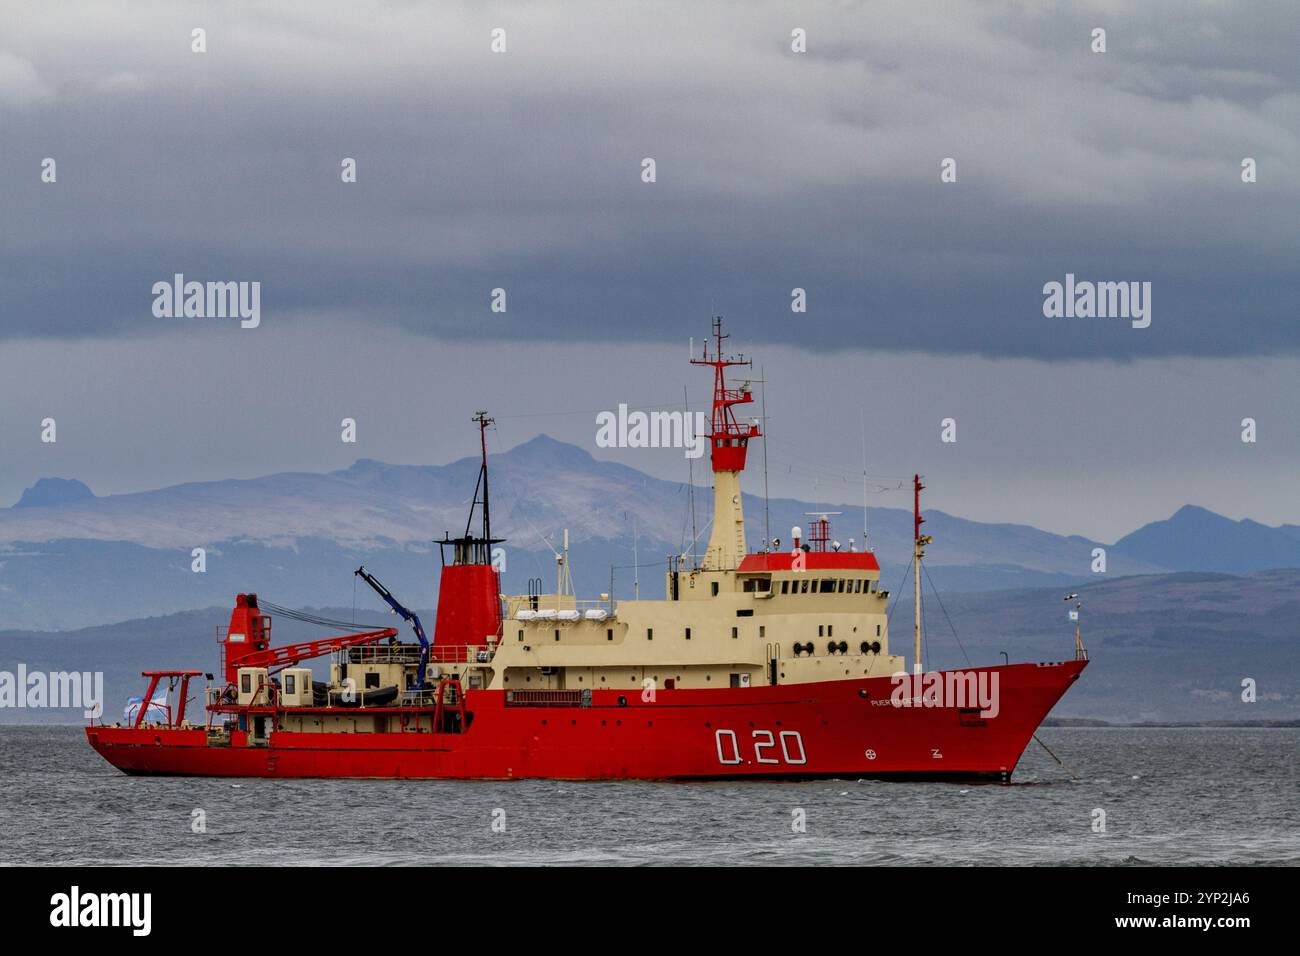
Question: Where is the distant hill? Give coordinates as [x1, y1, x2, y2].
[1113, 504, 1300, 573]
[1, 436, 1297, 630]
[13, 478, 94, 509]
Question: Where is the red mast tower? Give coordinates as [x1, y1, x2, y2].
[691, 317, 761, 569]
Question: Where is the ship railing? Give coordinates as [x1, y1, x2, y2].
[428, 644, 496, 664]
[346, 643, 498, 664]
[399, 684, 470, 708]
[347, 644, 423, 665]
[716, 387, 753, 405]
[504, 594, 574, 614]
[401, 688, 438, 707]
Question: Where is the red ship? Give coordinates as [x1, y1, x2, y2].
[87, 320, 1086, 781]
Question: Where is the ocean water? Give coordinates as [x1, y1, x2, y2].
[0, 726, 1295, 865]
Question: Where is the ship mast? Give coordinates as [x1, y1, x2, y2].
[441, 410, 503, 568]
[471, 410, 493, 545]
[690, 317, 760, 570]
[912, 474, 932, 674]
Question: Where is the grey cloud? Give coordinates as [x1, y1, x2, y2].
[0, 0, 1296, 359]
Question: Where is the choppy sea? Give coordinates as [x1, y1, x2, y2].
[1, 726, 1295, 865]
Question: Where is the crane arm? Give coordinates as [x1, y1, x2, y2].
[355, 566, 430, 689]
[237, 627, 397, 673]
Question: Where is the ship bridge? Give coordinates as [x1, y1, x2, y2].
[491, 319, 902, 696]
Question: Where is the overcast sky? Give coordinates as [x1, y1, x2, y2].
[1, 1, 1297, 540]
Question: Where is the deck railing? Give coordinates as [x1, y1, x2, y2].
[345, 643, 496, 666]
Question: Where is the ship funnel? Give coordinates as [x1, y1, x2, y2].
[433, 412, 504, 647]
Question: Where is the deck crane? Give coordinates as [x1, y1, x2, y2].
[354, 566, 431, 690]
[218, 592, 398, 686]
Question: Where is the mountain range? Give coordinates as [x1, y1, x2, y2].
[2, 434, 1300, 632]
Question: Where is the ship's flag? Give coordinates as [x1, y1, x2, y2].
[124, 695, 169, 725]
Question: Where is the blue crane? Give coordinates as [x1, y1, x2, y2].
[354, 566, 430, 690]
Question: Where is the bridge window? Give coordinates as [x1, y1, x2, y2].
[819, 579, 835, 593]
[781, 581, 789, 594]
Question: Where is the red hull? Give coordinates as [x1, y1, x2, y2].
[86, 660, 1085, 781]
